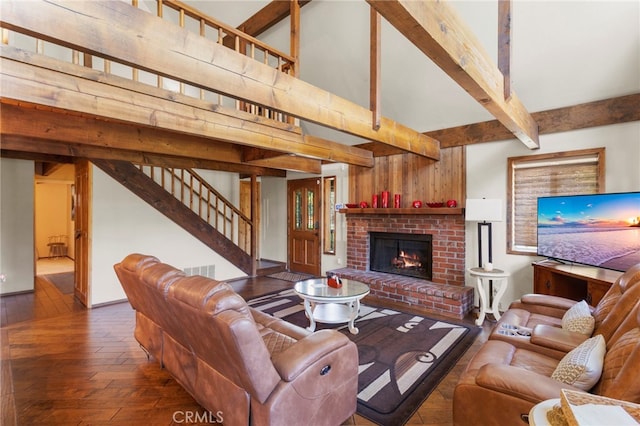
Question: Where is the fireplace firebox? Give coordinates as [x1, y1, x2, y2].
[369, 232, 433, 280]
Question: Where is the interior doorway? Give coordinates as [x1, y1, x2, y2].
[287, 178, 321, 276]
[34, 162, 80, 302]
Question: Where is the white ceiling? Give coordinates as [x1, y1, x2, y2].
[186, 1, 640, 146]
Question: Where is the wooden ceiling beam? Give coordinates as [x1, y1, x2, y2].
[1, 149, 74, 165]
[0, 135, 287, 177]
[432, 93, 640, 148]
[290, 0, 301, 78]
[370, 8, 381, 130]
[356, 94, 640, 154]
[0, 102, 244, 162]
[240, 133, 374, 170]
[498, 0, 512, 101]
[246, 155, 322, 174]
[0, 49, 373, 168]
[0, 0, 438, 160]
[367, 0, 539, 149]
[235, 1, 312, 37]
[0, 103, 294, 175]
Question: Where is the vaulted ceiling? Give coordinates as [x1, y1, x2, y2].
[231, 0, 639, 152]
[1, 0, 638, 175]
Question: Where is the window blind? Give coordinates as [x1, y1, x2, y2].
[509, 150, 602, 253]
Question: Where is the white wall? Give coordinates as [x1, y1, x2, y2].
[260, 176, 288, 263]
[89, 165, 245, 306]
[465, 121, 640, 310]
[0, 158, 35, 295]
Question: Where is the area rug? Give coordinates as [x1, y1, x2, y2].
[248, 289, 480, 425]
[266, 271, 315, 282]
[43, 272, 75, 295]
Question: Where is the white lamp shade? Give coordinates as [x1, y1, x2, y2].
[465, 198, 503, 222]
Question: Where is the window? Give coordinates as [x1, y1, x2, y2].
[323, 176, 336, 254]
[507, 148, 605, 254]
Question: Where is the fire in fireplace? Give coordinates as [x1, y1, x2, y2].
[369, 232, 433, 280]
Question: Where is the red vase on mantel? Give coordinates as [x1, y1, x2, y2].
[381, 191, 389, 208]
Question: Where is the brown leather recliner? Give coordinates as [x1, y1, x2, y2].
[453, 302, 640, 426]
[114, 253, 359, 426]
[488, 263, 640, 358]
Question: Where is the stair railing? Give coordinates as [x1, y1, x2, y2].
[138, 165, 253, 255]
[2, 0, 295, 125]
[135, 0, 295, 124]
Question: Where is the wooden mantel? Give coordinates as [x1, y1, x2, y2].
[339, 207, 463, 215]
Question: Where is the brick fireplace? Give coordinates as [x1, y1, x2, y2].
[329, 211, 474, 319]
[346, 213, 465, 285]
[369, 231, 433, 280]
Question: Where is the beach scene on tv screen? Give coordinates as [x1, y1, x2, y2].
[537, 193, 640, 271]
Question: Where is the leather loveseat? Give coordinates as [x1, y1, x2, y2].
[489, 263, 640, 358]
[453, 263, 640, 425]
[114, 254, 358, 426]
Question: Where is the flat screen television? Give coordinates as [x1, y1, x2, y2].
[537, 192, 640, 272]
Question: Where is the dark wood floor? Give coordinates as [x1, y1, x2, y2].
[1, 274, 491, 425]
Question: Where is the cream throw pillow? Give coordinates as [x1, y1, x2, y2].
[562, 300, 595, 335]
[551, 334, 606, 390]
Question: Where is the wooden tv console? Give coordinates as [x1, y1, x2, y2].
[533, 260, 623, 306]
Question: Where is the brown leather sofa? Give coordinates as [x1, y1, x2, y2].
[453, 263, 640, 425]
[453, 303, 640, 425]
[489, 263, 640, 358]
[114, 254, 359, 426]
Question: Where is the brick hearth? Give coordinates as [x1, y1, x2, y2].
[333, 212, 474, 319]
[329, 267, 474, 319]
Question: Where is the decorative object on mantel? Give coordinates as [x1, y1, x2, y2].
[394, 194, 401, 208]
[426, 202, 445, 208]
[372, 194, 379, 208]
[447, 199, 458, 208]
[381, 190, 390, 208]
[359, 201, 369, 208]
[412, 200, 423, 208]
[338, 207, 464, 215]
[345, 203, 358, 208]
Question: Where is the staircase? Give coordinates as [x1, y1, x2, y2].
[93, 159, 280, 276]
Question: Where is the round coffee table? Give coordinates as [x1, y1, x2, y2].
[293, 278, 370, 334]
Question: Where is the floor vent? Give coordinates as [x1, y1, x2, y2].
[183, 264, 215, 279]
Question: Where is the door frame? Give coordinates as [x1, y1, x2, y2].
[73, 159, 91, 307]
[239, 179, 260, 261]
[287, 177, 322, 276]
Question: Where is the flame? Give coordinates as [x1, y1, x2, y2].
[393, 251, 423, 269]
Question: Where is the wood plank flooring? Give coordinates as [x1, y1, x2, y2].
[1, 274, 491, 425]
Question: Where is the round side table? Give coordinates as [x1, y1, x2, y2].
[468, 267, 510, 326]
[528, 398, 560, 426]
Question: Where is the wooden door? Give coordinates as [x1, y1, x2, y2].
[74, 159, 91, 306]
[288, 178, 321, 276]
